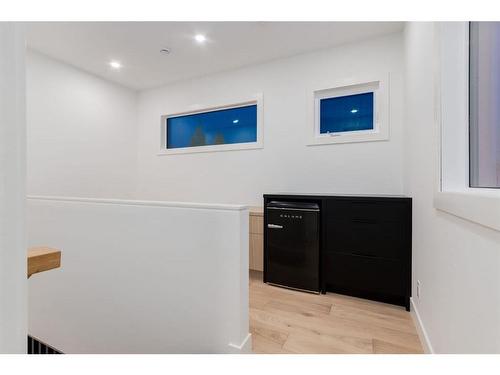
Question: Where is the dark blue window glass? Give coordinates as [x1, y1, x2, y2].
[167, 105, 257, 149]
[320, 92, 374, 134]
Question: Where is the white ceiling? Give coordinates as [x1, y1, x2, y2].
[26, 22, 404, 91]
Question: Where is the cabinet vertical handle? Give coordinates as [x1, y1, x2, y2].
[267, 224, 283, 229]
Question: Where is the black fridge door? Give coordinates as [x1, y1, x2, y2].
[265, 204, 320, 292]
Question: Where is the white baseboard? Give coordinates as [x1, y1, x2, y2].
[410, 297, 434, 354]
[228, 333, 252, 354]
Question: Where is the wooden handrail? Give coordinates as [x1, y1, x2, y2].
[28, 247, 61, 278]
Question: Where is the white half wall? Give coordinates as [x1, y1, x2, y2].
[0, 23, 27, 354]
[27, 196, 250, 353]
[404, 22, 500, 353]
[26, 50, 138, 199]
[136, 33, 405, 206]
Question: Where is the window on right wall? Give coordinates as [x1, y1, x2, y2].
[434, 22, 500, 233]
[469, 21, 500, 188]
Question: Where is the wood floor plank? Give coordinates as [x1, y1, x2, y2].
[373, 339, 424, 354]
[329, 304, 417, 334]
[252, 334, 284, 354]
[251, 321, 289, 346]
[250, 293, 272, 310]
[265, 299, 332, 316]
[327, 293, 410, 319]
[325, 311, 422, 350]
[249, 271, 423, 354]
[251, 329, 291, 354]
[283, 331, 373, 354]
[251, 305, 374, 347]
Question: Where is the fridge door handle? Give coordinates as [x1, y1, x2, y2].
[267, 224, 284, 229]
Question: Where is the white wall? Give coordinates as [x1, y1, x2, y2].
[26, 50, 138, 199]
[0, 23, 27, 353]
[136, 33, 405, 206]
[404, 22, 500, 353]
[27, 196, 250, 353]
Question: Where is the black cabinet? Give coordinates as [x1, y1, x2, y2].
[264, 194, 412, 311]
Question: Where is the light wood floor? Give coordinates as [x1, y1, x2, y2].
[249, 271, 424, 354]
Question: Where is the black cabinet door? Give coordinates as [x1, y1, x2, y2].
[266, 208, 320, 292]
[325, 199, 408, 260]
[324, 252, 405, 297]
[322, 197, 411, 308]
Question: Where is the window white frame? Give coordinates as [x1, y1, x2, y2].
[306, 74, 390, 146]
[158, 94, 264, 155]
[434, 22, 500, 232]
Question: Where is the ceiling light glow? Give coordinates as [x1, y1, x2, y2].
[109, 61, 122, 69]
[350, 108, 358, 114]
[233, 119, 239, 124]
[194, 34, 207, 43]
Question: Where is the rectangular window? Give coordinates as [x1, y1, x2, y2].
[166, 104, 257, 150]
[319, 92, 374, 134]
[469, 22, 500, 188]
[308, 78, 388, 146]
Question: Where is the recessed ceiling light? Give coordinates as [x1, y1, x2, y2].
[109, 61, 122, 69]
[194, 34, 207, 43]
[233, 119, 239, 124]
[160, 48, 171, 55]
[350, 108, 359, 114]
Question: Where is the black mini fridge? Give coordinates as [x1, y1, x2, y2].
[264, 201, 320, 293]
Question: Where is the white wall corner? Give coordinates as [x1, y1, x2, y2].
[410, 298, 434, 354]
